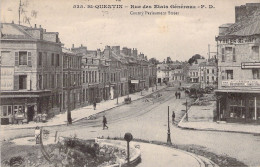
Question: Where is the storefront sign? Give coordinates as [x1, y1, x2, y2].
[222, 80, 260, 87]
[131, 80, 139, 84]
[241, 62, 260, 69]
[1, 67, 14, 90]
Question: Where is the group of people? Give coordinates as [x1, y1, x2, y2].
[175, 91, 181, 99]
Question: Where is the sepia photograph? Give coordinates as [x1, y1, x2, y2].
[0, 0, 260, 166]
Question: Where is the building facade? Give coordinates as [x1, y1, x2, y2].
[215, 3, 260, 123]
[199, 61, 217, 89]
[1, 23, 62, 124]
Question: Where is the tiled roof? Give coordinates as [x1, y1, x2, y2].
[224, 9, 260, 36]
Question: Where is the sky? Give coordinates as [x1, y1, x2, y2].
[1, 0, 259, 62]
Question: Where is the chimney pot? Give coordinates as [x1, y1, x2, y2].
[35, 24, 37, 28]
[39, 25, 41, 28]
[72, 44, 74, 48]
[12, 20, 14, 24]
[81, 44, 83, 47]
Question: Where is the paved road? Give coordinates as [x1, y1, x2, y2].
[2, 88, 260, 166]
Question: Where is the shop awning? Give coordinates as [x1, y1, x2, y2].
[215, 89, 260, 93]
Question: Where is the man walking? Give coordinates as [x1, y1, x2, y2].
[93, 101, 97, 110]
[103, 116, 108, 130]
[172, 111, 175, 124]
[175, 91, 178, 99]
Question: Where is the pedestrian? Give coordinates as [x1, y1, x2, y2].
[178, 92, 181, 99]
[172, 111, 175, 124]
[175, 91, 178, 99]
[103, 116, 108, 130]
[93, 101, 97, 110]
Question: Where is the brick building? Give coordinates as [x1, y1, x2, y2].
[0, 23, 62, 124]
[215, 3, 260, 123]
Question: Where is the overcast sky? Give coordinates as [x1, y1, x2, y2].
[1, 0, 259, 61]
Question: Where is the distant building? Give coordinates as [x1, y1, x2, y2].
[198, 61, 217, 89]
[215, 3, 260, 123]
[157, 64, 170, 84]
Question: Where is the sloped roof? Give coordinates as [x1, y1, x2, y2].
[1, 23, 34, 39]
[223, 9, 260, 36]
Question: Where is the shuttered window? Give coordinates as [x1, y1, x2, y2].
[19, 51, 27, 65]
[233, 48, 236, 62]
[221, 48, 225, 62]
[13, 75, 19, 90]
[15, 52, 19, 66]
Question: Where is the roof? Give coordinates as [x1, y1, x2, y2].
[221, 9, 260, 36]
[1, 23, 34, 39]
[62, 48, 77, 55]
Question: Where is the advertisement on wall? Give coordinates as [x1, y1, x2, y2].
[0, 67, 14, 90]
[222, 80, 260, 87]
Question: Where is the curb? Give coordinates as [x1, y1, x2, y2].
[177, 103, 260, 135]
[1, 86, 167, 130]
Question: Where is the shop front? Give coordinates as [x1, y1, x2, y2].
[0, 90, 51, 125]
[216, 90, 260, 124]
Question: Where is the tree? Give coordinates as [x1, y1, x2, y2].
[166, 57, 173, 64]
[188, 54, 204, 65]
[149, 58, 160, 65]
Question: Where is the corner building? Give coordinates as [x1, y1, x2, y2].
[215, 3, 260, 123]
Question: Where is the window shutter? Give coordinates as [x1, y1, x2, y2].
[13, 75, 19, 90]
[15, 52, 19, 66]
[221, 48, 225, 62]
[28, 52, 32, 66]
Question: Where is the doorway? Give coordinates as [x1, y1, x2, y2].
[27, 105, 34, 122]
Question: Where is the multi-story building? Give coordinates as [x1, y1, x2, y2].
[0, 23, 62, 124]
[171, 63, 189, 87]
[157, 63, 170, 84]
[215, 3, 260, 123]
[198, 61, 217, 89]
[62, 48, 82, 112]
[188, 59, 206, 83]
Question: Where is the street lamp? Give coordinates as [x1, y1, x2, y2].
[167, 106, 172, 145]
[185, 90, 189, 121]
[124, 133, 133, 164]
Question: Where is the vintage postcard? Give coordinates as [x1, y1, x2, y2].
[1, 0, 260, 166]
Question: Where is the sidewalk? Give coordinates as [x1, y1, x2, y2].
[10, 136, 217, 167]
[1, 85, 166, 130]
[178, 100, 260, 134]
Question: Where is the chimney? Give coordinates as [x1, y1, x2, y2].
[34, 24, 37, 28]
[81, 44, 83, 47]
[12, 20, 14, 24]
[39, 25, 41, 28]
[72, 44, 74, 48]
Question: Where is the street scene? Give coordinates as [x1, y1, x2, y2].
[1, 0, 260, 167]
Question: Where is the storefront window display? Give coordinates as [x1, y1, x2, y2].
[229, 97, 246, 118]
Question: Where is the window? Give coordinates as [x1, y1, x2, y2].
[233, 48, 236, 62]
[38, 52, 42, 66]
[221, 48, 225, 62]
[201, 76, 204, 81]
[52, 74, 55, 88]
[83, 71, 85, 83]
[57, 74, 60, 88]
[226, 70, 233, 80]
[44, 74, 48, 88]
[252, 46, 259, 59]
[252, 69, 260, 79]
[212, 76, 214, 81]
[56, 54, 60, 66]
[38, 75, 42, 89]
[207, 69, 209, 74]
[51, 53, 55, 66]
[212, 69, 215, 74]
[18, 51, 27, 65]
[1, 105, 12, 116]
[19, 75, 27, 89]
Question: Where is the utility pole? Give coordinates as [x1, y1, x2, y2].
[167, 106, 172, 145]
[18, 0, 22, 25]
